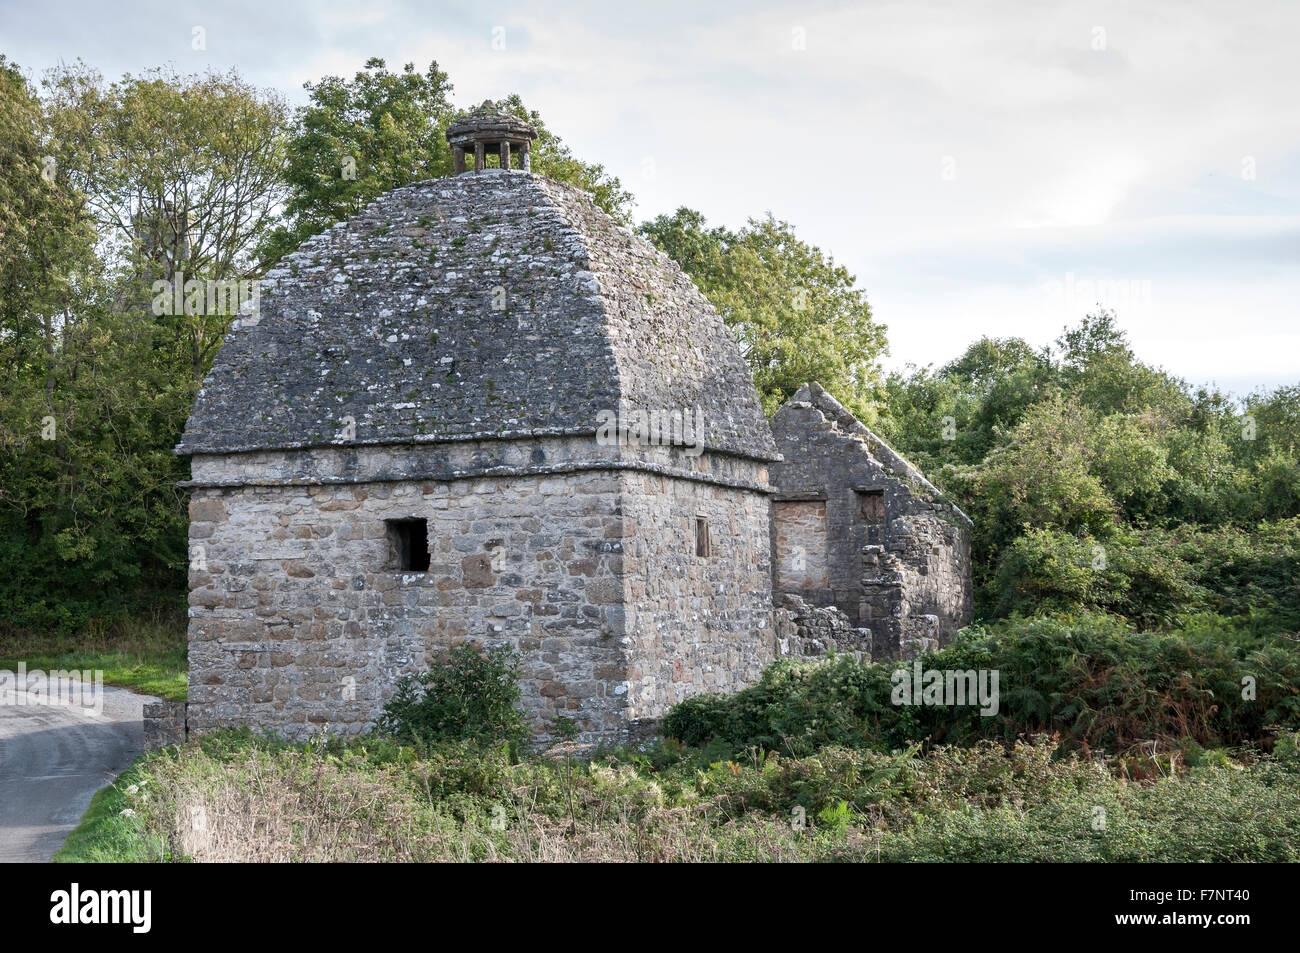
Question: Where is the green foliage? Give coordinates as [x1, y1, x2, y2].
[975, 393, 1120, 539]
[0, 57, 97, 342]
[62, 729, 1300, 863]
[43, 62, 292, 375]
[258, 58, 455, 264]
[376, 643, 528, 749]
[639, 207, 887, 422]
[665, 614, 1300, 758]
[991, 520, 1300, 631]
[874, 752, 1300, 862]
[0, 59, 205, 627]
[878, 310, 1300, 627]
[880, 335, 1055, 468]
[552, 715, 580, 742]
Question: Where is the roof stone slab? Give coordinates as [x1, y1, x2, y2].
[178, 170, 776, 462]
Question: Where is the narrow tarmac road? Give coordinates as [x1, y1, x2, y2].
[0, 672, 156, 862]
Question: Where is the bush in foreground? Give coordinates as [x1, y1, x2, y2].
[375, 643, 528, 749]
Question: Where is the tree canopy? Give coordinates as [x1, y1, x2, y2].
[640, 207, 887, 421]
[878, 311, 1300, 629]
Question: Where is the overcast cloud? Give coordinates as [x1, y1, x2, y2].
[3, 0, 1296, 395]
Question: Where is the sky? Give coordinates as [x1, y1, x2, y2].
[3, 0, 1297, 396]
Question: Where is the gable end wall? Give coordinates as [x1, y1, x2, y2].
[768, 396, 973, 657]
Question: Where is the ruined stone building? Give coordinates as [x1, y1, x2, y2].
[167, 106, 972, 746]
[770, 383, 973, 659]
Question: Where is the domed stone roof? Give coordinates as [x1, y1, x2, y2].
[178, 169, 777, 462]
[445, 101, 537, 142]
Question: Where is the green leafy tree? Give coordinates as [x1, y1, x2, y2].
[258, 58, 455, 265]
[44, 62, 291, 377]
[974, 393, 1119, 539]
[879, 336, 1054, 472]
[640, 207, 887, 420]
[2, 62, 289, 628]
[1055, 309, 1188, 418]
[1089, 412, 1174, 509]
[1, 59, 180, 626]
[1158, 386, 1240, 525]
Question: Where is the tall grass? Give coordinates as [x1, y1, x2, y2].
[58, 730, 1300, 863]
[0, 608, 187, 700]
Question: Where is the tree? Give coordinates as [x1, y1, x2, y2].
[640, 208, 886, 420]
[975, 395, 1119, 536]
[1, 61, 289, 628]
[259, 58, 455, 265]
[43, 62, 291, 377]
[1, 59, 188, 627]
[0, 57, 98, 372]
[878, 336, 1054, 472]
[260, 60, 635, 265]
[1242, 384, 1300, 460]
[1055, 309, 1188, 418]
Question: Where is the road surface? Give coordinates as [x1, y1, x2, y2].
[0, 672, 155, 862]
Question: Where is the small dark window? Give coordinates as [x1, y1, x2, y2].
[387, 518, 429, 571]
[858, 489, 886, 523]
[695, 517, 711, 557]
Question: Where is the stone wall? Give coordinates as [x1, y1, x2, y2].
[772, 593, 872, 659]
[186, 464, 631, 743]
[143, 701, 188, 749]
[619, 464, 775, 727]
[878, 511, 972, 656]
[186, 437, 779, 745]
[769, 383, 973, 659]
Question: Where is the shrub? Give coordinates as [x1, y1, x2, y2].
[376, 644, 528, 749]
[990, 520, 1300, 634]
[664, 613, 1300, 757]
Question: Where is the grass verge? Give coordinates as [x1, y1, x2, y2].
[53, 758, 172, 863]
[0, 613, 187, 701]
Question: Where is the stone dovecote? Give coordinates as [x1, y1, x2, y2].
[177, 112, 778, 745]
[172, 106, 972, 748]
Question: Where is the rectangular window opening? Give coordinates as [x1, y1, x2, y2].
[387, 518, 430, 572]
[695, 517, 711, 558]
[857, 489, 886, 523]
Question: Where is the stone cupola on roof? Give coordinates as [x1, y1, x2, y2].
[445, 101, 538, 173]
